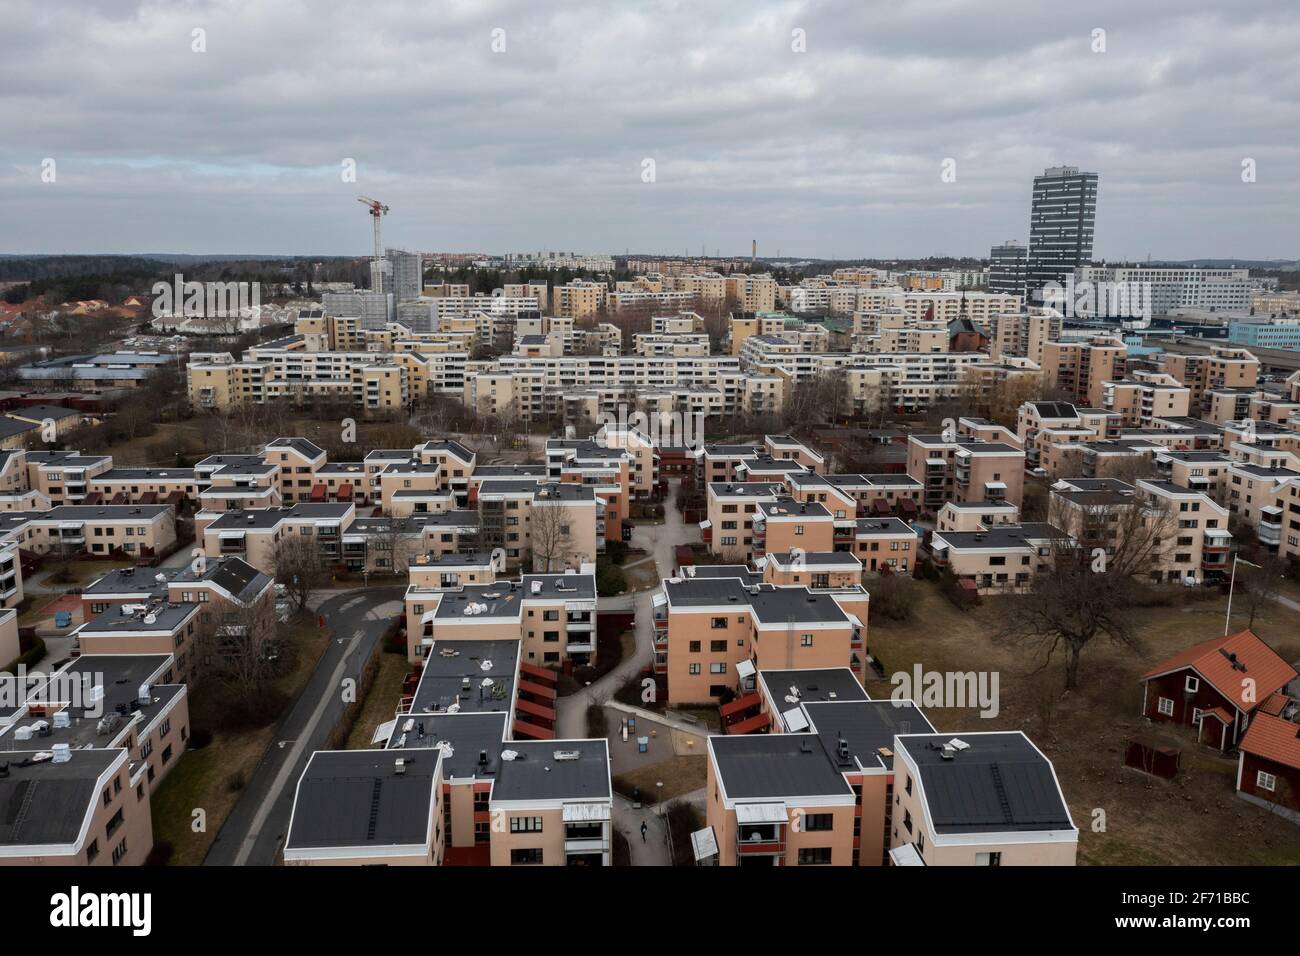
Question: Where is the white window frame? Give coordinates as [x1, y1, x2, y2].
[1157, 697, 1175, 716]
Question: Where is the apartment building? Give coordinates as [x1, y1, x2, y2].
[928, 523, 1066, 594]
[906, 435, 1025, 511]
[1159, 346, 1260, 415]
[0, 504, 176, 561]
[701, 666, 1075, 866]
[1050, 477, 1232, 584]
[552, 280, 606, 319]
[475, 479, 600, 572]
[888, 732, 1077, 865]
[1100, 371, 1191, 427]
[199, 502, 356, 574]
[1041, 336, 1127, 407]
[727, 274, 778, 313]
[987, 309, 1063, 365]
[404, 571, 597, 668]
[654, 571, 868, 704]
[285, 638, 612, 866]
[0, 652, 190, 866]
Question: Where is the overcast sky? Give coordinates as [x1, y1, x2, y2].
[2, 0, 1297, 261]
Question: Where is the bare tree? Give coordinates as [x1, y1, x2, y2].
[195, 599, 280, 699]
[1238, 556, 1287, 630]
[530, 498, 575, 573]
[273, 532, 329, 609]
[996, 495, 1176, 690]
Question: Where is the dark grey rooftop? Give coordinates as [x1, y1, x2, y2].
[491, 739, 611, 803]
[0, 747, 125, 847]
[82, 565, 174, 597]
[169, 556, 272, 604]
[409, 640, 520, 714]
[265, 437, 325, 460]
[286, 749, 439, 851]
[80, 601, 196, 634]
[709, 734, 855, 800]
[388, 711, 509, 779]
[896, 732, 1074, 834]
[803, 699, 934, 772]
[760, 667, 869, 706]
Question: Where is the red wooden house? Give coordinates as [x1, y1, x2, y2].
[1139, 629, 1297, 752]
[1237, 695, 1300, 821]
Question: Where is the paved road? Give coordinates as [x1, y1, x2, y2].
[203, 586, 404, 866]
[555, 499, 695, 739]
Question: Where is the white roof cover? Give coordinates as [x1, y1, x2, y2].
[563, 802, 611, 822]
[735, 659, 756, 679]
[735, 802, 788, 824]
[781, 707, 809, 733]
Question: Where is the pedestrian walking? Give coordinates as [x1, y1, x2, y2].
[640, 821, 648, 842]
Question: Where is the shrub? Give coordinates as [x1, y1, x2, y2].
[145, 840, 174, 866]
[597, 565, 626, 596]
[586, 703, 608, 738]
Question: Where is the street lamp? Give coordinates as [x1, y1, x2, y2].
[1224, 554, 1261, 636]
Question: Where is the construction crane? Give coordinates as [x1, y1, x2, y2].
[356, 195, 389, 262]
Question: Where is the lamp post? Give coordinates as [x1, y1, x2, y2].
[1224, 554, 1261, 636]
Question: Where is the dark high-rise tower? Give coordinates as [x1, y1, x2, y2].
[1026, 165, 1098, 302]
[987, 240, 1028, 298]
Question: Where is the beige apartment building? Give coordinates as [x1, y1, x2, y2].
[988, 309, 1063, 365]
[1159, 345, 1260, 414]
[0, 652, 192, 866]
[906, 435, 1025, 511]
[1100, 371, 1191, 427]
[1050, 477, 1231, 584]
[1041, 336, 1127, 407]
[654, 571, 868, 704]
[888, 732, 1077, 865]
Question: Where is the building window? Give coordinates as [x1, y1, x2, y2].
[1184, 675, 1200, 693]
[510, 848, 544, 865]
[803, 813, 833, 832]
[1157, 697, 1174, 716]
[796, 847, 832, 865]
[975, 851, 1002, 866]
[711, 617, 727, 629]
[1257, 771, 1277, 792]
[800, 634, 813, 647]
[510, 816, 543, 833]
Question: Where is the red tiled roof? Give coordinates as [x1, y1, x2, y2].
[1240, 710, 1300, 770]
[1141, 629, 1297, 714]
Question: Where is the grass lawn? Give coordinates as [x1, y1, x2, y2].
[16, 593, 58, 629]
[344, 652, 409, 749]
[623, 558, 660, 592]
[40, 558, 136, 588]
[149, 617, 331, 865]
[869, 581, 1300, 866]
[612, 754, 706, 804]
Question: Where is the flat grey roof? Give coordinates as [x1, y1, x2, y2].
[761, 667, 869, 704]
[388, 712, 509, 779]
[491, 739, 610, 802]
[286, 749, 438, 851]
[0, 748, 124, 847]
[897, 732, 1074, 834]
[803, 700, 934, 772]
[709, 734, 855, 800]
[409, 640, 520, 714]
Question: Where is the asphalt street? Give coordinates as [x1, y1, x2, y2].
[203, 586, 404, 866]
